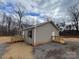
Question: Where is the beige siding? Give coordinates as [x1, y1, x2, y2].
[35, 23, 59, 45]
[23, 22, 59, 45]
[51, 25, 59, 36]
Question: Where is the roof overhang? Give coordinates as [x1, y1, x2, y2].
[19, 21, 59, 31]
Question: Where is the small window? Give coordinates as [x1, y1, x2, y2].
[28, 30, 32, 38]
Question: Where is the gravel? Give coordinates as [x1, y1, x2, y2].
[0, 43, 9, 59]
[34, 42, 79, 59]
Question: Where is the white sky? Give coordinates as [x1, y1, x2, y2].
[0, 0, 79, 24]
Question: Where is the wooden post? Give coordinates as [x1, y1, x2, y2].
[52, 32, 55, 40]
[33, 17, 37, 47]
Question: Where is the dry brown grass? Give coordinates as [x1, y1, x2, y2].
[63, 38, 79, 43]
[61, 35, 79, 38]
[0, 36, 12, 44]
[0, 35, 24, 44]
[11, 35, 24, 43]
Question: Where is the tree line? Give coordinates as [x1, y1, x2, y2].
[0, 3, 28, 36]
[57, 3, 79, 32]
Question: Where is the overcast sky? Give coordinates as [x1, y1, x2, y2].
[0, 0, 79, 24]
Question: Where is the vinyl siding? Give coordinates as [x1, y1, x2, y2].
[35, 23, 59, 45]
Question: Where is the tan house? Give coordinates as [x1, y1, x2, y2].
[21, 21, 59, 46]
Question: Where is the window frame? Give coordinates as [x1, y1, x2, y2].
[28, 29, 32, 38]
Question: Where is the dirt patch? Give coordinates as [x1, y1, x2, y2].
[2, 42, 35, 59]
[0, 36, 35, 59]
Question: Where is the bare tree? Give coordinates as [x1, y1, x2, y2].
[12, 3, 27, 35]
[6, 16, 12, 32]
[68, 5, 79, 31]
[13, 3, 26, 30]
[1, 12, 6, 31]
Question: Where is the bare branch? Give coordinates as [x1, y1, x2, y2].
[68, 4, 79, 31]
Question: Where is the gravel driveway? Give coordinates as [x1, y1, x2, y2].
[0, 36, 11, 59]
[0, 43, 9, 59]
[34, 41, 79, 59]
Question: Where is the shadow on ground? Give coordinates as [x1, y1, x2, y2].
[34, 42, 79, 59]
[0, 43, 10, 59]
